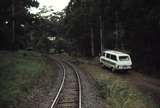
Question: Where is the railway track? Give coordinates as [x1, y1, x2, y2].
[50, 59, 82, 108]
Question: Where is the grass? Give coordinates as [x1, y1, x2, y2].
[79, 63, 158, 108]
[45, 53, 158, 108]
[0, 50, 56, 108]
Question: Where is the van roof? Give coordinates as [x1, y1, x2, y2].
[103, 50, 129, 56]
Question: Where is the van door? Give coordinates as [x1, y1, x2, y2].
[103, 53, 115, 68]
[106, 54, 117, 68]
[100, 52, 106, 63]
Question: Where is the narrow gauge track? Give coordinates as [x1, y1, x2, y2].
[50, 60, 81, 108]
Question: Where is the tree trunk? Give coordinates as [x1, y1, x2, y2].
[115, 22, 119, 49]
[90, 27, 94, 56]
[99, 16, 103, 54]
[12, 0, 15, 49]
[115, 10, 119, 50]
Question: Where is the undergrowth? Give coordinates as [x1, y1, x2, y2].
[0, 50, 56, 108]
[79, 63, 158, 108]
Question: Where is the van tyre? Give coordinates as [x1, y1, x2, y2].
[101, 64, 105, 68]
[123, 70, 128, 73]
[111, 67, 116, 72]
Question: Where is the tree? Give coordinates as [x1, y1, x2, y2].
[29, 7, 65, 52]
[0, 0, 39, 50]
[63, 0, 160, 73]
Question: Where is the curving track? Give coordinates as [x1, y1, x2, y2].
[50, 59, 81, 108]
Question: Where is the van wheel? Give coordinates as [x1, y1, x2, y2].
[123, 70, 128, 73]
[111, 67, 116, 72]
[101, 64, 105, 68]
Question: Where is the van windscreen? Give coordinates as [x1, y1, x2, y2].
[119, 56, 129, 61]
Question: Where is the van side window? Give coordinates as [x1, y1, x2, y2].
[102, 52, 105, 56]
[106, 53, 110, 58]
[111, 55, 117, 61]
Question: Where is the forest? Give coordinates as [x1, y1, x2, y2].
[1, 0, 160, 76]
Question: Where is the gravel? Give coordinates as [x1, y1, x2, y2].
[74, 65, 106, 108]
[39, 56, 106, 108]
[39, 58, 64, 108]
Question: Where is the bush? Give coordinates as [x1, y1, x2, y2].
[79, 63, 158, 108]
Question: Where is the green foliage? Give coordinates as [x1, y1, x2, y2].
[96, 79, 111, 99]
[0, 0, 39, 50]
[0, 51, 46, 107]
[30, 8, 65, 52]
[53, 38, 68, 53]
[80, 63, 158, 108]
[64, 0, 160, 71]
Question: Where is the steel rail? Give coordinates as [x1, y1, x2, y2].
[50, 60, 66, 108]
[65, 61, 82, 108]
[50, 58, 82, 108]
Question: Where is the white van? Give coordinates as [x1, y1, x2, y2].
[100, 50, 132, 71]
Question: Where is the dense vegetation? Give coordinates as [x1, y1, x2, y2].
[0, 51, 57, 108]
[63, 0, 160, 74]
[0, 0, 39, 50]
[64, 55, 158, 107]
[0, 0, 65, 52]
[1, 0, 160, 74]
[79, 63, 158, 108]
[0, 0, 160, 107]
